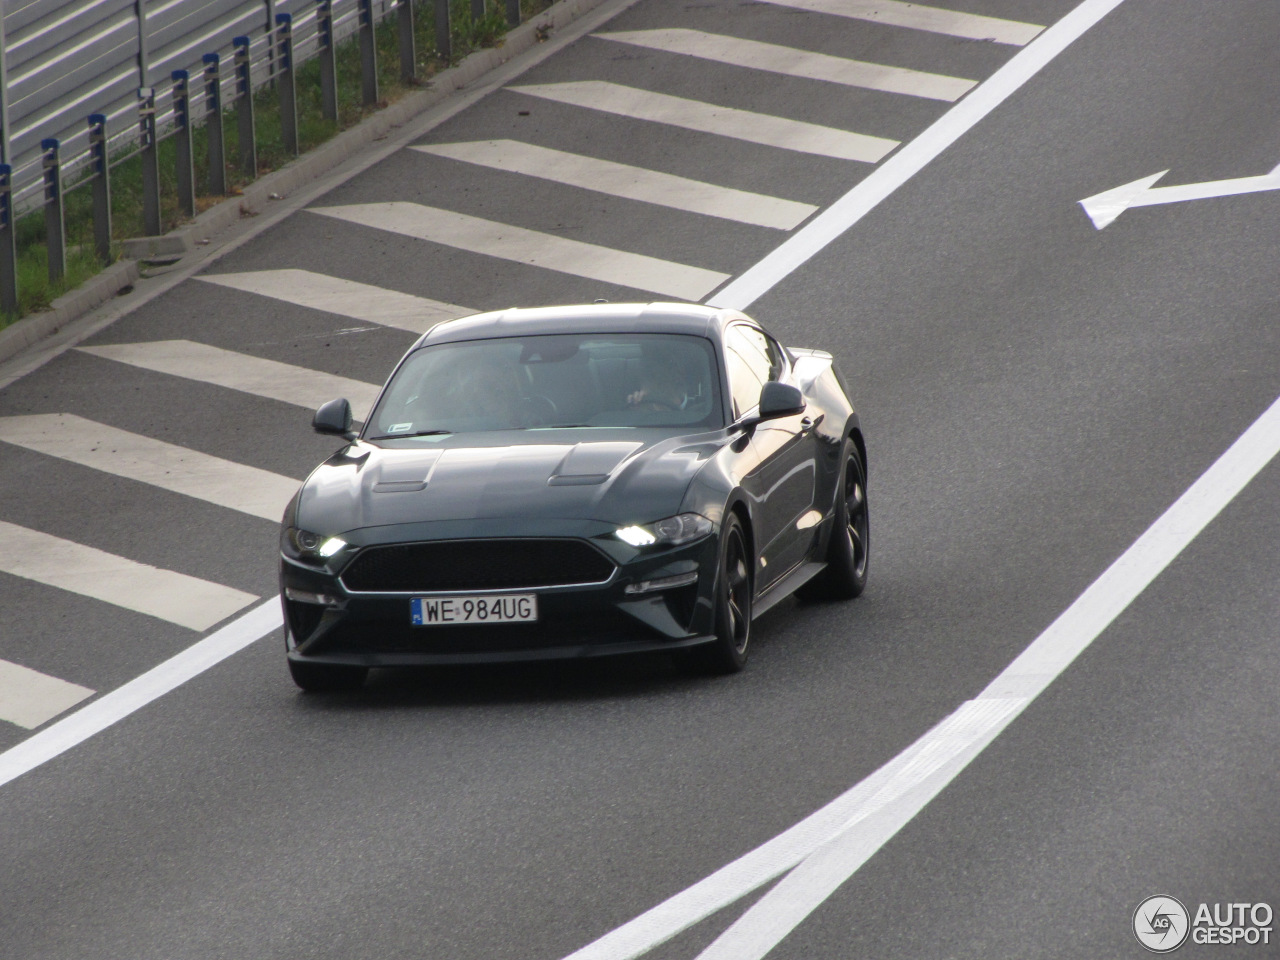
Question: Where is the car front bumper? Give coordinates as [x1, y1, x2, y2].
[280, 527, 721, 666]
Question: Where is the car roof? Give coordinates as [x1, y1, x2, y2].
[417, 302, 744, 347]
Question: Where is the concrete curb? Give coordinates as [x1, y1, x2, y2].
[0, 260, 140, 363]
[0, 0, 605, 367]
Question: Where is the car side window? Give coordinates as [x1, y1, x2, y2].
[724, 325, 772, 418]
[762, 332, 787, 381]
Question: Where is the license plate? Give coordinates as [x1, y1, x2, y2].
[411, 594, 538, 626]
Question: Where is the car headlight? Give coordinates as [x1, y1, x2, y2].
[615, 513, 713, 547]
[282, 526, 348, 561]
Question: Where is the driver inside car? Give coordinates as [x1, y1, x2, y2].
[627, 361, 697, 411]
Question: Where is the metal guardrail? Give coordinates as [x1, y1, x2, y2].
[0, 0, 522, 314]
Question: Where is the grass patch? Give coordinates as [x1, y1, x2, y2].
[2, 0, 552, 330]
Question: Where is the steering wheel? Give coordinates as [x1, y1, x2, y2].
[520, 394, 558, 426]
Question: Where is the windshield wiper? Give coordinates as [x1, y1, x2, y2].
[368, 429, 453, 440]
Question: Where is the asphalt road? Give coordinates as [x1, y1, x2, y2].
[1, 0, 1278, 958]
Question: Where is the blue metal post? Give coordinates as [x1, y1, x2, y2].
[88, 114, 112, 264]
[358, 0, 379, 106]
[399, 0, 418, 80]
[42, 138, 66, 281]
[0, 164, 17, 315]
[434, 0, 450, 62]
[172, 70, 195, 218]
[316, 0, 338, 122]
[203, 53, 227, 195]
[276, 14, 298, 155]
[139, 87, 161, 235]
[234, 37, 257, 177]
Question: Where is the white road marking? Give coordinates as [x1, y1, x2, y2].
[197, 268, 475, 334]
[509, 81, 898, 163]
[0, 599, 283, 788]
[564, 389, 1280, 959]
[754, 0, 1043, 46]
[0, 414, 299, 522]
[708, 0, 1129, 311]
[0, 659, 94, 730]
[309, 201, 731, 300]
[411, 140, 817, 230]
[1080, 162, 1280, 229]
[595, 28, 975, 101]
[0, 520, 257, 633]
[78, 340, 382, 421]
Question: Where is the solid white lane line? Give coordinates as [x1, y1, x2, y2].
[309, 201, 730, 301]
[708, 0, 1129, 311]
[0, 659, 94, 731]
[696, 387, 1280, 960]
[565, 393, 1279, 960]
[78, 340, 382, 421]
[595, 28, 976, 101]
[754, 0, 1044, 46]
[509, 81, 898, 163]
[0, 599, 283, 788]
[198, 269, 475, 334]
[411, 140, 817, 230]
[0, 520, 257, 632]
[0, 414, 299, 522]
[694, 698, 1029, 960]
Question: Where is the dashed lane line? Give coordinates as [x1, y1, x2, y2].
[594, 28, 976, 101]
[78, 340, 383, 421]
[753, 0, 1044, 46]
[0, 414, 299, 522]
[411, 140, 818, 230]
[309, 201, 731, 300]
[0, 659, 94, 731]
[197, 269, 475, 334]
[509, 81, 898, 163]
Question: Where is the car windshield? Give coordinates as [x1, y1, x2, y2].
[367, 333, 724, 437]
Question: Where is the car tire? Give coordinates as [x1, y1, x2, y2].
[287, 658, 368, 693]
[800, 439, 869, 601]
[682, 512, 752, 675]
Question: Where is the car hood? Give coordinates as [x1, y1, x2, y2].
[295, 430, 719, 534]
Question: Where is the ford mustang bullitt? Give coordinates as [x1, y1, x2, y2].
[280, 302, 868, 690]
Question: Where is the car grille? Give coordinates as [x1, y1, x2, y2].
[340, 538, 616, 593]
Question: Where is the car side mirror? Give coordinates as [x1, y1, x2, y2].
[313, 398, 357, 440]
[757, 381, 805, 420]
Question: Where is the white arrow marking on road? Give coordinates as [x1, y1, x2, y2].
[1080, 162, 1280, 229]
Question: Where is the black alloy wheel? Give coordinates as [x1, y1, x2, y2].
[800, 439, 869, 601]
[287, 657, 368, 693]
[684, 512, 752, 675]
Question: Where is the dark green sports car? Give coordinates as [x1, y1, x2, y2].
[280, 302, 867, 691]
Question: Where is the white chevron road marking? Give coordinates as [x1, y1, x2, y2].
[0, 659, 94, 730]
[509, 81, 898, 163]
[595, 28, 976, 101]
[0, 414, 299, 522]
[198, 268, 475, 334]
[309, 201, 731, 300]
[0, 520, 257, 633]
[411, 140, 817, 230]
[78, 340, 382, 421]
[754, 0, 1043, 45]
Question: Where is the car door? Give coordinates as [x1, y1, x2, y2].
[724, 323, 819, 591]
